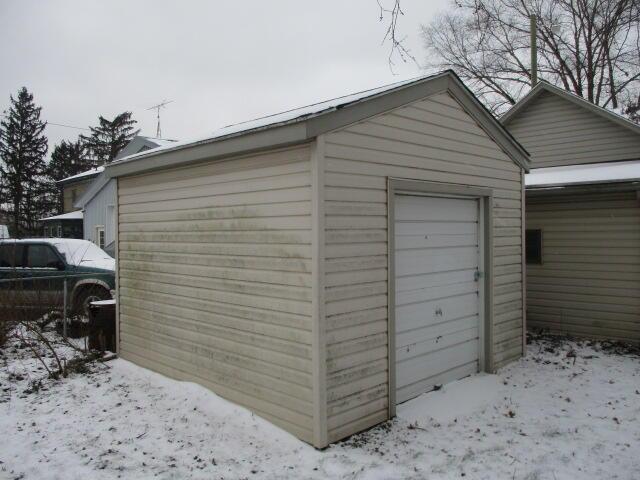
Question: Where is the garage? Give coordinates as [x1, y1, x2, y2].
[393, 193, 484, 404]
[107, 70, 529, 448]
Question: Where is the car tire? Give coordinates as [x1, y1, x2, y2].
[74, 286, 111, 318]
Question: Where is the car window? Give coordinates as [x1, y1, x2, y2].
[26, 244, 61, 269]
[0, 244, 25, 268]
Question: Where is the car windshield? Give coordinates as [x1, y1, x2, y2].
[52, 240, 114, 270]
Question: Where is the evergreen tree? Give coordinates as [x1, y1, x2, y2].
[0, 87, 49, 237]
[81, 112, 139, 164]
[47, 139, 94, 212]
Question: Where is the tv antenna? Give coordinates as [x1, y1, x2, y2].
[146, 99, 173, 138]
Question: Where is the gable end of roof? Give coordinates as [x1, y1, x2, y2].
[501, 81, 640, 137]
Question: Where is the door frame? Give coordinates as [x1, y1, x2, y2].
[387, 178, 494, 417]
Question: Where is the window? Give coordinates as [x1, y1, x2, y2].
[26, 244, 61, 269]
[526, 229, 543, 264]
[96, 226, 105, 249]
[43, 227, 49, 238]
[57, 225, 62, 238]
[0, 244, 25, 268]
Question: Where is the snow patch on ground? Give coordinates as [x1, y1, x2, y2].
[1, 333, 639, 479]
[397, 373, 503, 425]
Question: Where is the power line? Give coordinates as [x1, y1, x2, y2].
[0, 113, 90, 131]
[46, 121, 90, 131]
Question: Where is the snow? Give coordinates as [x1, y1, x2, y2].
[112, 72, 446, 165]
[58, 166, 105, 183]
[0, 239, 114, 270]
[526, 160, 640, 187]
[90, 299, 115, 306]
[39, 210, 83, 221]
[1, 333, 639, 479]
[51, 239, 114, 271]
[397, 373, 503, 425]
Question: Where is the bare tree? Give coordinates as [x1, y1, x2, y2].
[408, 0, 640, 115]
[377, 0, 419, 72]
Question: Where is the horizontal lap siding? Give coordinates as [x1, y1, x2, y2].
[526, 191, 640, 342]
[117, 145, 315, 442]
[323, 92, 523, 443]
[506, 91, 640, 168]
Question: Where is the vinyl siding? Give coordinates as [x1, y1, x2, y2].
[83, 178, 116, 254]
[526, 190, 640, 342]
[505, 91, 640, 168]
[322, 92, 524, 443]
[117, 145, 315, 443]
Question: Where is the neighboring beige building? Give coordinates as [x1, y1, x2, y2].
[502, 81, 640, 343]
[106, 71, 529, 448]
[59, 167, 103, 213]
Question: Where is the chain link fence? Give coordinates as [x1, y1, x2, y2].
[0, 273, 115, 379]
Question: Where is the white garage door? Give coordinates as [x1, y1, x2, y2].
[394, 194, 482, 404]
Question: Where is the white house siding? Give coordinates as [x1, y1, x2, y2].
[83, 178, 117, 254]
[322, 92, 524, 443]
[505, 91, 640, 168]
[526, 190, 640, 342]
[117, 145, 316, 442]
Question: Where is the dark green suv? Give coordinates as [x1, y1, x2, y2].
[0, 238, 115, 319]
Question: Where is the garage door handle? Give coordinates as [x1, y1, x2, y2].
[435, 307, 443, 316]
[474, 270, 483, 281]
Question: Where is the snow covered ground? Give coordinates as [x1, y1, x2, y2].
[1, 333, 638, 480]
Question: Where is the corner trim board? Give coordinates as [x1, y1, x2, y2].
[310, 136, 328, 448]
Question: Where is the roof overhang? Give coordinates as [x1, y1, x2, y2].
[40, 210, 84, 222]
[106, 71, 530, 179]
[527, 180, 640, 197]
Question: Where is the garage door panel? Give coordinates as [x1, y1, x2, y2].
[396, 281, 478, 306]
[396, 269, 476, 293]
[396, 341, 479, 403]
[395, 290, 478, 333]
[396, 327, 478, 365]
[395, 195, 478, 221]
[396, 315, 478, 350]
[396, 360, 478, 405]
[394, 194, 481, 405]
[395, 221, 477, 236]
[395, 233, 478, 249]
[396, 248, 479, 276]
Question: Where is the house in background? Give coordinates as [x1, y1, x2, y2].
[59, 167, 104, 213]
[106, 71, 529, 447]
[502, 81, 640, 343]
[40, 210, 84, 239]
[74, 136, 176, 255]
[40, 167, 104, 239]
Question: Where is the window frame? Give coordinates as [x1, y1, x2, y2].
[95, 225, 105, 250]
[525, 228, 543, 265]
[0, 244, 26, 269]
[25, 243, 64, 270]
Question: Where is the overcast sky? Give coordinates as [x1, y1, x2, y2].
[0, 0, 450, 156]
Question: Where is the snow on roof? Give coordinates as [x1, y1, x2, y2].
[139, 136, 177, 147]
[58, 166, 105, 183]
[526, 160, 640, 188]
[39, 210, 84, 221]
[112, 74, 440, 165]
